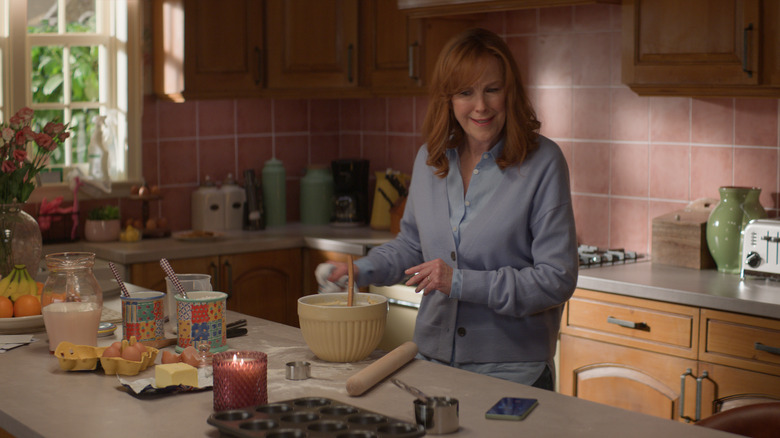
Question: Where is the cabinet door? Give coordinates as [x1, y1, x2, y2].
[560, 334, 698, 421]
[266, 0, 359, 89]
[361, 0, 424, 91]
[153, 0, 264, 100]
[698, 361, 780, 419]
[129, 256, 219, 292]
[222, 249, 302, 327]
[622, 0, 761, 92]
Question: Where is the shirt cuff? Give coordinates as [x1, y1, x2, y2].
[353, 258, 375, 286]
[449, 268, 463, 299]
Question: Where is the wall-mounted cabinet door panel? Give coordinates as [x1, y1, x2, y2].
[266, 0, 359, 89]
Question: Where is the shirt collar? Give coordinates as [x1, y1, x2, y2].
[446, 137, 506, 164]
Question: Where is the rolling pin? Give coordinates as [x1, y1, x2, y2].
[346, 341, 418, 397]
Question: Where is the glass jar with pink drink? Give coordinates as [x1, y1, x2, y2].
[41, 252, 103, 352]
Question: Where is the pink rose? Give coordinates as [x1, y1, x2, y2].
[1, 159, 17, 172]
[1, 127, 13, 142]
[35, 133, 54, 150]
[14, 130, 26, 145]
[16, 107, 34, 123]
[9, 115, 22, 129]
[13, 148, 27, 161]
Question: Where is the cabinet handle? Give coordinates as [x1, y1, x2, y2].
[209, 261, 220, 291]
[680, 368, 694, 422]
[743, 23, 753, 77]
[347, 44, 354, 83]
[254, 46, 262, 86]
[408, 42, 419, 80]
[755, 342, 780, 356]
[607, 316, 648, 330]
[224, 260, 233, 297]
[694, 371, 711, 422]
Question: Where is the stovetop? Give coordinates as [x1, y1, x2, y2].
[578, 245, 645, 268]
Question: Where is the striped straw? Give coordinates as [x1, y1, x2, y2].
[109, 262, 129, 298]
[160, 258, 187, 299]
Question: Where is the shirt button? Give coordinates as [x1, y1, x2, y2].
[452, 226, 457, 232]
[483, 153, 489, 159]
[473, 169, 479, 175]
[450, 251, 456, 261]
[464, 201, 470, 207]
[457, 327, 467, 337]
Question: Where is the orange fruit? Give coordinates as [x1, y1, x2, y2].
[13, 295, 41, 317]
[0, 296, 13, 318]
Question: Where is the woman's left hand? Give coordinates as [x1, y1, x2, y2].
[404, 259, 452, 296]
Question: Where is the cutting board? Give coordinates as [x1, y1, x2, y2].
[652, 203, 716, 270]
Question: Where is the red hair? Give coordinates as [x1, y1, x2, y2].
[421, 28, 540, 177]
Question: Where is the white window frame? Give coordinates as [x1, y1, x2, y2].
[0, 0, 142, 201]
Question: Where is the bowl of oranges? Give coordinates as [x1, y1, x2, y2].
[0, 265, 44, 334]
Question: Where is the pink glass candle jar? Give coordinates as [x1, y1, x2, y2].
[213, 351, 268, 411]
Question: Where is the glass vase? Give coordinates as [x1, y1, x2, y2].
[0, 204, 43, 278]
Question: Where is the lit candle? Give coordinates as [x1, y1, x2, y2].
[213, 351, 268, 411]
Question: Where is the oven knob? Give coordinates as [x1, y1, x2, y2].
[745, 251, 762, 268]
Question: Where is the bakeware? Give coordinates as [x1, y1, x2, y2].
[207, 396, 424, 438]
[285, 361, 311, 380]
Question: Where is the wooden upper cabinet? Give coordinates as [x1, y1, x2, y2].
[361, 0, 425, 91]
[153, 0, 264, 101]
[266, 0, 359, 90]
[622, 0, 780, 96]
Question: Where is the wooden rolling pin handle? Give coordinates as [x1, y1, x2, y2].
[346, 341, 418, 397]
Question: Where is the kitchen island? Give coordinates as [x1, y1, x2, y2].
[0, 291, 738, 438]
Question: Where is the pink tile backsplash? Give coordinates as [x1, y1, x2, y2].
[142, 4, 779, 255]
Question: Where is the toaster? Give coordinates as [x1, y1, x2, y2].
[741, 219, 780, 280]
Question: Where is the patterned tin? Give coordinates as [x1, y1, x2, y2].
[175, 291, 228, 353]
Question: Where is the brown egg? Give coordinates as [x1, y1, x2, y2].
[180, 346, 201, 367]
[121, 346, 142, 362]
[102, 345, 121, 358]
[157, 217, 169, 229]
[161, 350, 180, 364]
[130, 185, 140, 195]
[145, 218, 157, 230]
[134, 341, 148, 356]
[150, 185, 161, 195]
[132, 219, 143, 229]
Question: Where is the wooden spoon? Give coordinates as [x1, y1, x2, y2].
[347, 255, 354, 307]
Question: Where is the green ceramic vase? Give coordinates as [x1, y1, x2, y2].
[706, 187, 767, 274]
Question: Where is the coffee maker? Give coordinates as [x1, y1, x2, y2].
[331, 159, 369, 226]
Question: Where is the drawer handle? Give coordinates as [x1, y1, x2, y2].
[755, 342, 780, 356]
[607, 316, 648, 330]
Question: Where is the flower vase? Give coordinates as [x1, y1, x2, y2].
[0, 204, 43, 278]
[741, 187, 768, 227]
[706, 187, 754, 274]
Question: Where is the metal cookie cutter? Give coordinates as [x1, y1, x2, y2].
[285, 361, 311, 380]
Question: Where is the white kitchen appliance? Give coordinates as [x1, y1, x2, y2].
[741, 219, 780, 280]
[369, 283, 421, 351]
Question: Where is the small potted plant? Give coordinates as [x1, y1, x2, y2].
[84, 205, 121, 242]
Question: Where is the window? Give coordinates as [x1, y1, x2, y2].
[0, 0, 142, 196]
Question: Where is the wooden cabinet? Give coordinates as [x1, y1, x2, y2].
[560, 289, 780, 423]
[152, 0, 474, 99]
[153, 0, 265, 101]
[360, 0, 475, 93]
[621, 0, 780, 96]
[266, 0, 359, 90]
[129, 249, 302, 327]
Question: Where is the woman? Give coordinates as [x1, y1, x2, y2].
[324, 28, 578, 390]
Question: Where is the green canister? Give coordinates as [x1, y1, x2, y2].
[300, 165, 334, 225]
[262, 158, 286, 227]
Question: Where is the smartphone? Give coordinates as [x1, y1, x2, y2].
[485, 397, 538, 421]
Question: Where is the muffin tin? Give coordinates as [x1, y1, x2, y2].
[207, 396, 425, 438]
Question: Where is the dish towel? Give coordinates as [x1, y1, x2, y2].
[315, 263, 359, 294]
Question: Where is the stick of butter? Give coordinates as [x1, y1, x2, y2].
[155, 362, 198, 387]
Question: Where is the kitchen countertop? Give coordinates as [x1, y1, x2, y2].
[43, 224, 780, 320]
[0, 288, 737, 438]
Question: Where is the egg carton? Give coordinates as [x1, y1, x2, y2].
[207, 396, 425, 438]
[54, 340, 158, 376]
